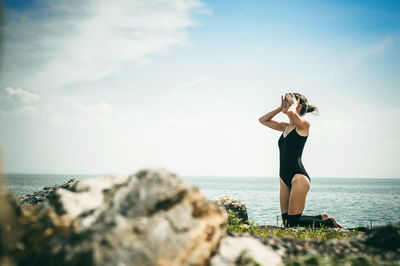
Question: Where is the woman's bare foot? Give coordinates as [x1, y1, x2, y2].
[321, 213, 328, 220]
[328, 217, 344, 228]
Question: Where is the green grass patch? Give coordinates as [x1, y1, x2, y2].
[227, 210, 362, 240]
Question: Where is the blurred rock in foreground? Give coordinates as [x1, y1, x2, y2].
[0, 168, 238, 266]
[210, 235, 281, 266]
[2, 168, 399, 265]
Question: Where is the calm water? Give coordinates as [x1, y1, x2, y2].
[5, 174, 400, 228]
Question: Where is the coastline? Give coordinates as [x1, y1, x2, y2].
[1, 170, 399, 265]
[6, 174, 400, 228]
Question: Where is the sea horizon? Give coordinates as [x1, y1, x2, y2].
[4, 173, 400, 179]
[4, 173, 400, 228]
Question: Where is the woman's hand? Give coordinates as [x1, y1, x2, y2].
[280, 94, 288, 111]
[285, 93, 299, 107]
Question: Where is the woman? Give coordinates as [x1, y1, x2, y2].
[259, 92, 343, 228]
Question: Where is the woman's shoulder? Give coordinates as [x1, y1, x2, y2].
[296, 119, 310, 137]
[299, 119, 310, 129]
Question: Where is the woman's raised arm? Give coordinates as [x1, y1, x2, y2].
[258, 95, 289, 132]
[258, 106, 288, 132]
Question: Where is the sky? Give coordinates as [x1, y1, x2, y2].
[0, 0, 399, 178]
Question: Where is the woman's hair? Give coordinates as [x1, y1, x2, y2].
[292, 92, 319, 117]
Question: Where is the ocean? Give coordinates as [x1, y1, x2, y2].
[4, 174, 400, 228]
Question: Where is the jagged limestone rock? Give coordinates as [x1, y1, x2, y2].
[213, 195, 249, 224]
[18, 178, 80, 206]
[2, 168, 229, 266]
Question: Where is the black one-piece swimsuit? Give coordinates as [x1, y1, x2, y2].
[278, 126, 311, 189]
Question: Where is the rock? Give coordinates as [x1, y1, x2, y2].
[209, 235, 282, 266]
[363, 222, 400, 251]
[6, 172, 400, 265]
[213, 195, 249, 224]
[18, 178, 80, 206]
[0, 193, 23, 266]
[1, 168, 228, 266]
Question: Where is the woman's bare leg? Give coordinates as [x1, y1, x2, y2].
[288, 174, 310, 215]
[288, 175, 344, 228]
[280, 175, 332, 226]
[284, 174, 310, 227]
[280, 178, 290, 214]
[280, 178, 290, 226]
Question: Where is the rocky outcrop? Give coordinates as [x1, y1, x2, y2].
[249, 222, 400, 262]
[209, 235, 282, 266]
[1, 168, 230, 266]
[2, 170, 399, 265]
[213, 195, 249, 224]
[18, 178, 79, 206]
[363, 221, 400, 251]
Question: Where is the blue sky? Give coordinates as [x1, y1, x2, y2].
[1, 0, 399, 178]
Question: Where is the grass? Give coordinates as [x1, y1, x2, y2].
[227, 210, 362, 240]
[227, 211, 399, 265]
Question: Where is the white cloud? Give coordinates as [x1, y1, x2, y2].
[349, 34, 395, 66]
[163, 114, 208, 129]
[65, 97, 112, 116]
[3, 0, 210, 89]
[0, 106, 39, 118]
[175, 75, 214, 89]
[0, 88, 120, 129]
[62, 97, 118, 129]
[5, 87, 40, 103]
[295, 33, 399, 88]
[169, 75, 214, 98]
